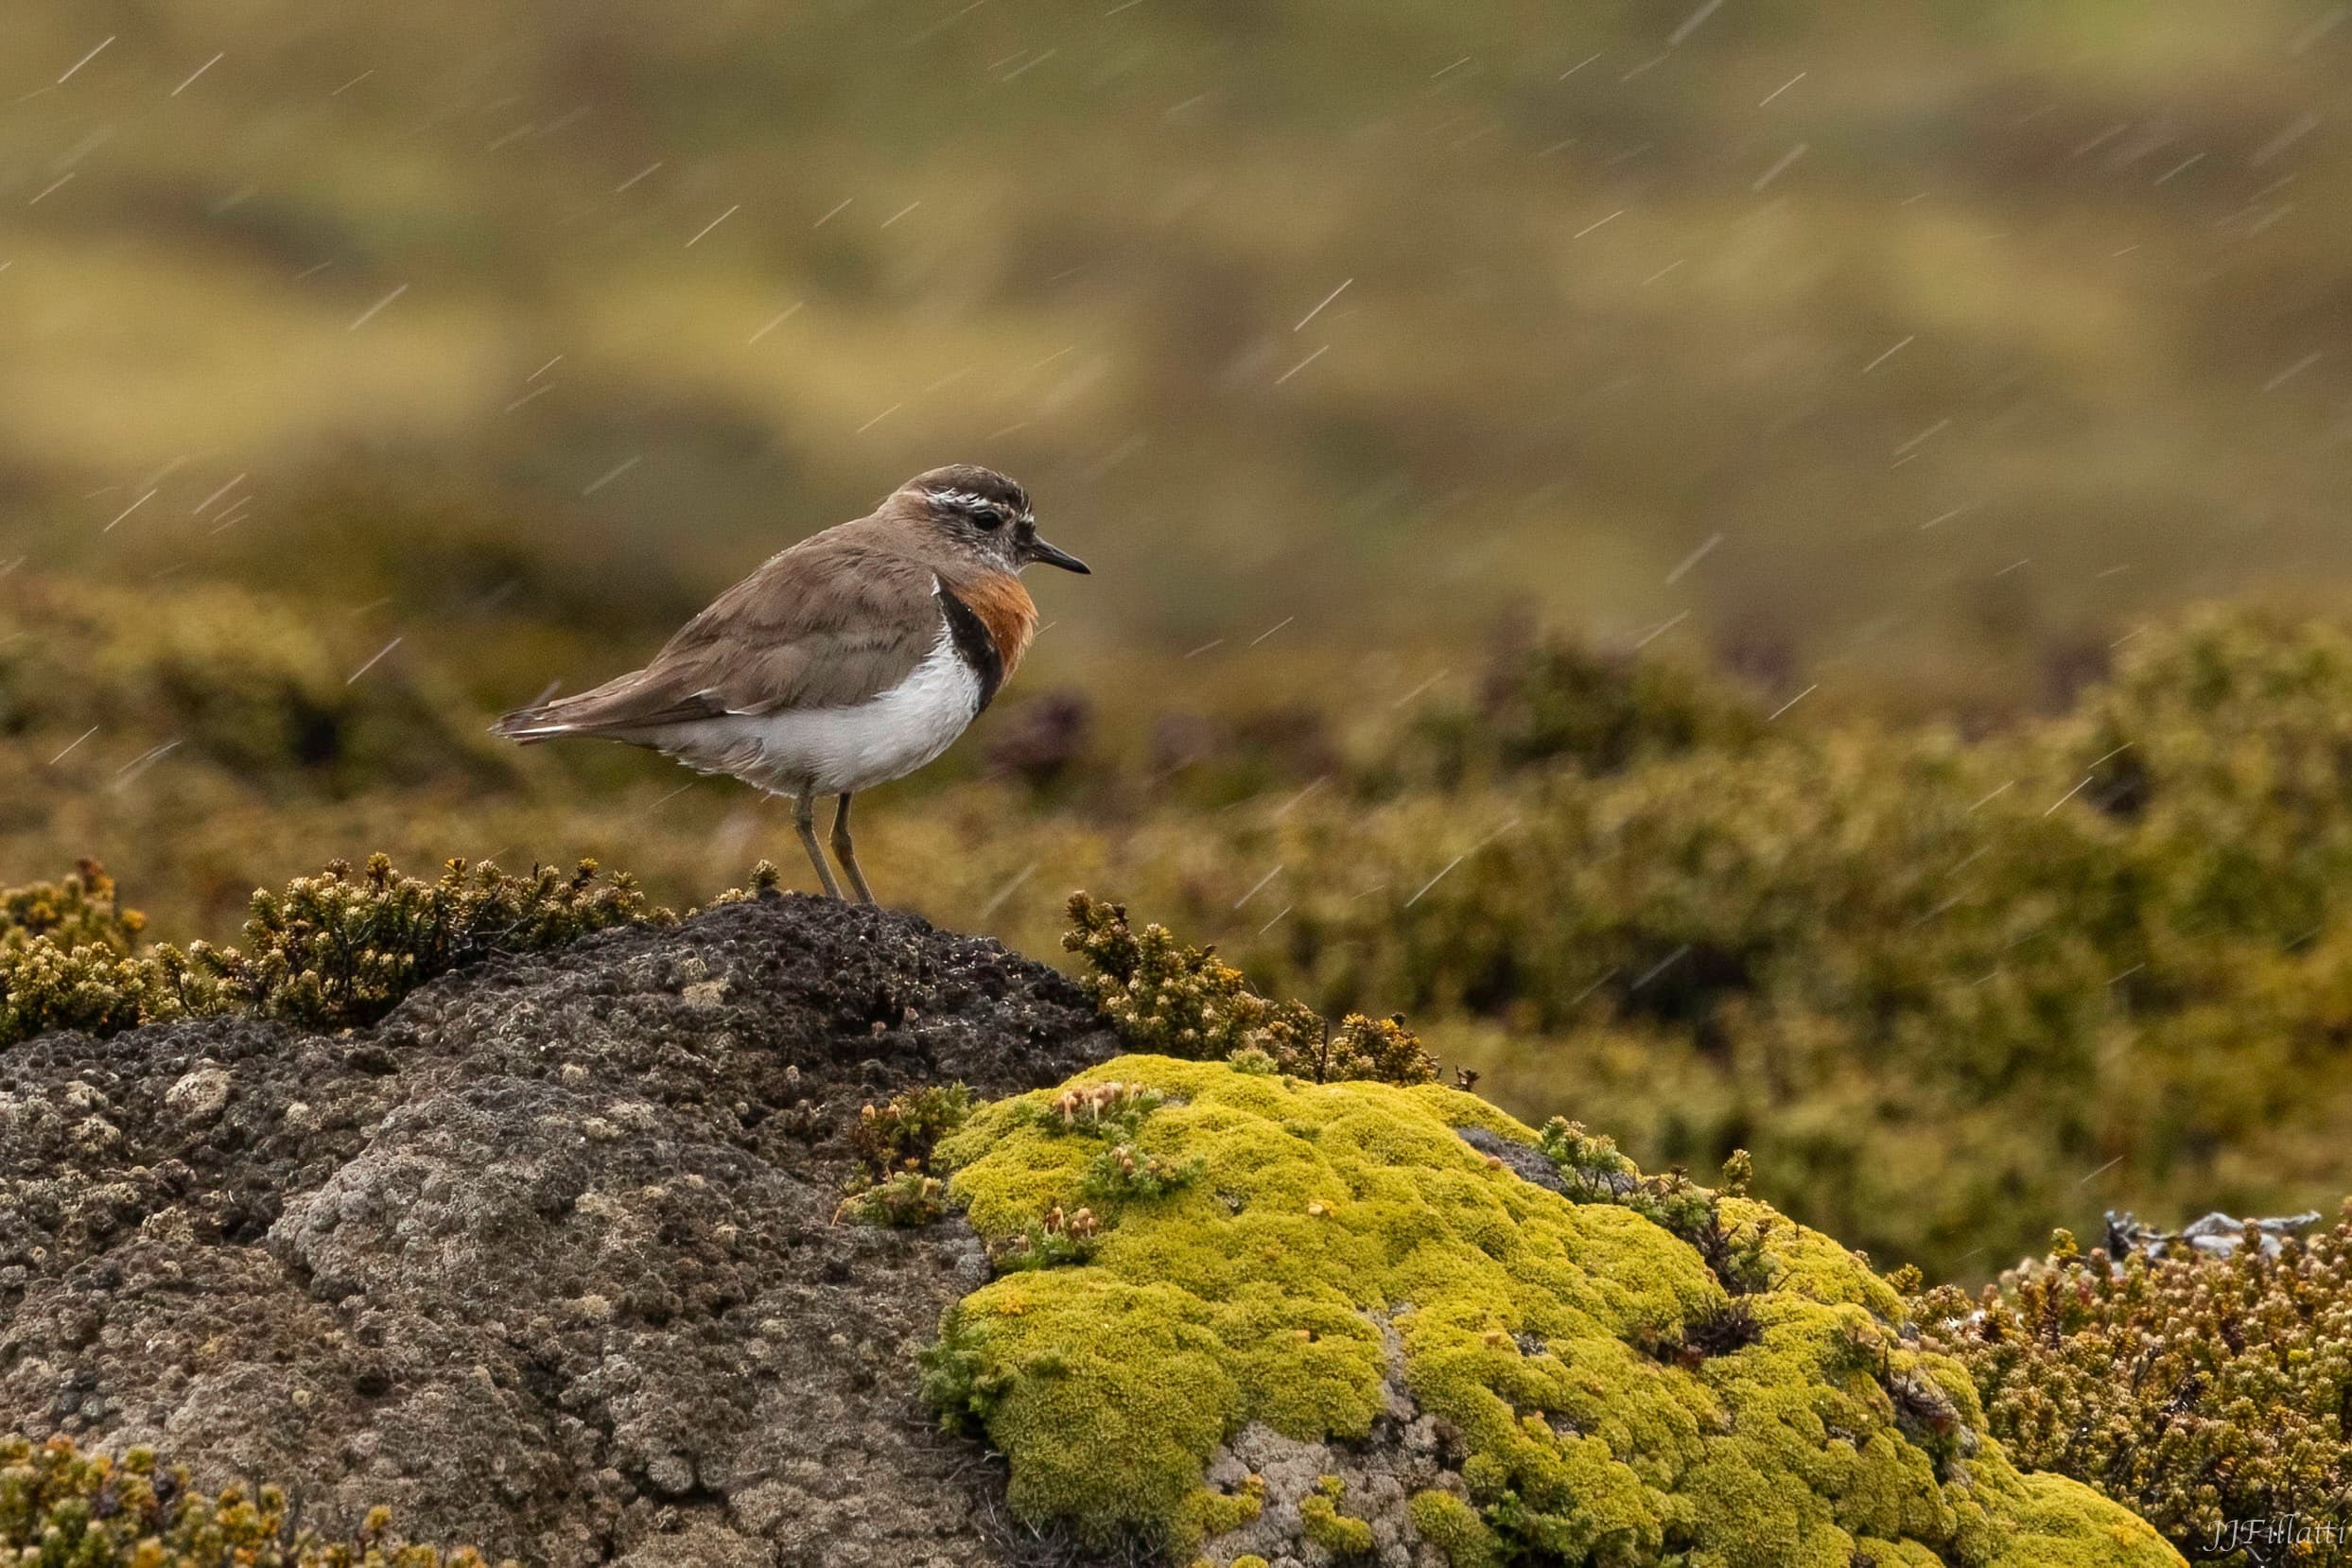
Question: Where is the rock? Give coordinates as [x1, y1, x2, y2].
[1452, 1124, 1563, 1193]
[0, 895, 1116, 1566]
[165, 1065, 232, 1123]
[2104, 1208, 2324, 1262]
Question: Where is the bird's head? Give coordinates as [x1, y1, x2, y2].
[894, 464, 1089, 576]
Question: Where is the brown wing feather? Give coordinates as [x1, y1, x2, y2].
[495, 523, 945, 740]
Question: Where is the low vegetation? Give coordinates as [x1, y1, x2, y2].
[1912, 1213, 2352, 1565]
[921, 1054, 2178, 1566]
[839, 1083, 977, 1227]
[11, 607, 2352, 1559]
[0, 1434, 508, 1567]
[18, 573, 2352, 1280]
[4, 847, 2339, 1561]
[1063, 891, 1437, 1086]
[0, 853, 679, 1047]
[1062, 607, 2352, 1280]
[0, 861, 146, 953]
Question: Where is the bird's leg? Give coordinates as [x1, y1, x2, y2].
[793, 792, 844, 899]
[830, 793, 878, 905]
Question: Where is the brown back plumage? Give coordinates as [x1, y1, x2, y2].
[497, 497, 996, 740]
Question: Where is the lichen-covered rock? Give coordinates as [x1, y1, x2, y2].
[931, 1055, 2185, 1568]
[0, 894, 1117, 1566]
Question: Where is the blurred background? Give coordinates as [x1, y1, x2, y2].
[9, 0, 2352, 1280]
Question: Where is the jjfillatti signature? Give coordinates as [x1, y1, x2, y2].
[2206, 1511, 2344, 1556]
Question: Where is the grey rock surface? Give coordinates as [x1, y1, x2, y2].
[1198, 1315, 1469, 1568]
[1453, 1124, 1563, 1193]
[2103, 1207, 2324, 1262]
[0, 894, 1118, 1566]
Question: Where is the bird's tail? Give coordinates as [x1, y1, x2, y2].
[490, 688, 608, 744]
[489, 703, 570, 744]
[492, 670, 681, 744]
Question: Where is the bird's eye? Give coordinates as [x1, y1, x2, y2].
[974, 509, 1003, 531]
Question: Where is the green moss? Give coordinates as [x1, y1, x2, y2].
[1298, 1478, 1375, 1557]
[1173, 1475, 1264, 1550]
[929, 1055, 2183, 1565]
[1733, 1195, 1904, 1317]
[0, 1432, 511, 1566]
[1407, 1490, 1503, 1568]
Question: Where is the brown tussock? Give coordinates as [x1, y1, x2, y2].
[958, 570, 1038, 679]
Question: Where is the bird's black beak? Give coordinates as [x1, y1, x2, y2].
[1024, 534, 1089, 574]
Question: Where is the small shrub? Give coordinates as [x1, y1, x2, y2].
[223, 854, 664, 1028]
[840, 1086, 972, 1228]
[1646, 1174, 1779, 1298]
[1403, 631, 1765, 785]
[1082, 1143, 1201, 1203]
[848, 1083, 974, 1185]
[1664, 1298, 1762, 1365]
[0, 1432, 512, 1566]
[0, 853, 671, 1047]
[1017, 1078, 1166, 1140]
[0, 860, 144, 952]
[1536, 1117, 1639, 1201]
[1538, 1122, 1778, 1293]
[0, 931, 179, 1044]
[993, 1204, 1102, 1272]
[1912, 1205, 2352, 1562]
[1062, 894, 1435, 1085]
[0, 573, 514, 793]
[839, 1171, 950, 1228]
[1258, 1009, 1436, 1086]
[917, 1311, 1018, 1437]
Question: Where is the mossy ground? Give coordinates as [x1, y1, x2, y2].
[930, 1055, 2183, 1567]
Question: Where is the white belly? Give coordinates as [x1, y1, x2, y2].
[650, 632, 981, 797]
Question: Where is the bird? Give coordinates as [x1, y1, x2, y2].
[491, 464, 1088, 904]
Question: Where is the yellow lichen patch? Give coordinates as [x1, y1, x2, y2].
[927, 1054, 2184, 1566]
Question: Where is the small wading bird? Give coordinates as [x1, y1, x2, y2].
[493, 464, 1087, 903]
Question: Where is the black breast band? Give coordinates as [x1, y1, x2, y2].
[937, 587, 1004, 712]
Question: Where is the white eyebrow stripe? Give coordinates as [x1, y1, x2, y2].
[926, 488, 994, 510]
[924, 486, 1030, 523]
